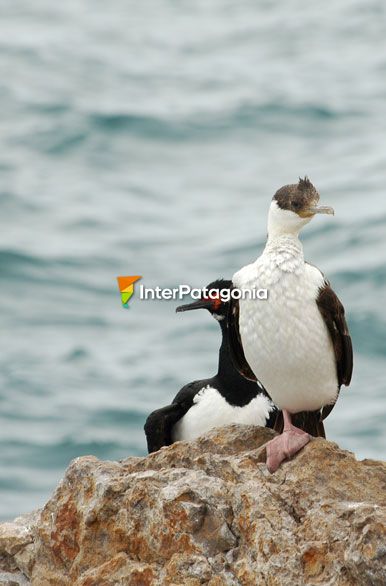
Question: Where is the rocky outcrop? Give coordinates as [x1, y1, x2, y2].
[0, 425, 385, 585]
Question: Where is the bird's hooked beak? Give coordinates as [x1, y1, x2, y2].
[176, 299, 211, 312]
[308, 204, 335, 216]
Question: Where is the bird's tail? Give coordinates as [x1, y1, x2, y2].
[273, 410, 326, 438]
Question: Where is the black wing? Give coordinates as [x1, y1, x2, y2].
[144, 382, 201, 453]
[227, 294, 258, 382]
[316, 280, 353, 419]
[316, 281, 353, 388]
[144, 403, 185, 453]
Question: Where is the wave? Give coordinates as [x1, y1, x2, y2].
[0, 249, 116, 294]
[0, 249, 46, 275]
[336, 265, 386, 286]
[85, 101, 358, 142]
[1, 438, 144, 468]
[9, 99, 363, 158]
[349, 313, 386, 357]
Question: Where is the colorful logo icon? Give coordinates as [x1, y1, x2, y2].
[117, 276, 142, 308]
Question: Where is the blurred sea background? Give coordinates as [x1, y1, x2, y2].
[0, 0, 385, 520]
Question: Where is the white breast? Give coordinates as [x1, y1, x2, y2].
[172, 386, 273, 443]
[233, 237, 338, 413]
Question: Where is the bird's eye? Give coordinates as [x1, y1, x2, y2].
[292, 200, 301, 210]
[211, 297, 222, 312]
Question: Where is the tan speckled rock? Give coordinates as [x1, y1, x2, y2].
[0, 425, 385, 585]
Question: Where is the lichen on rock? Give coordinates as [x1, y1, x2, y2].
[0, 425, 385, 585]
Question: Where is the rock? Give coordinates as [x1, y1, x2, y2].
[0, 572, 31, 586]
[0, 511, 38, 586]
[0, 425, 385, 585]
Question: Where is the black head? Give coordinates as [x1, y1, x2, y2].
[176, 279, 232, 320]
[273, 177, 324, 218]
[273, 177, 334, 218]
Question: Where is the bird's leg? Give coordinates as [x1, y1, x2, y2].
[266, 409, 311, 473]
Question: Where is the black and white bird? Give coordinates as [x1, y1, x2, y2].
[144, 279, 276, 453]
[229, 177, 353, 472]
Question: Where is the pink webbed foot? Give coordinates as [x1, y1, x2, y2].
[266, 426, 311, 473]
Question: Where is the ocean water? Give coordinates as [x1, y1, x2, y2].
[0, 0, 385, 520]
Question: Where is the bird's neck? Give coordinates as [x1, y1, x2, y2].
[265, 232, 303, 256]
[262, 233, 304, 273]
[216, 321, 245, 385]
[267, 201, 310, 240]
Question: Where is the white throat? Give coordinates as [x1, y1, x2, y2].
[267, 201, 311, 240]
[263, 201, 306, 272]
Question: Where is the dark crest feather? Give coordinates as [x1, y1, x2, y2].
[273, 176, 319, 212]
[298, 176, 313, 192]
